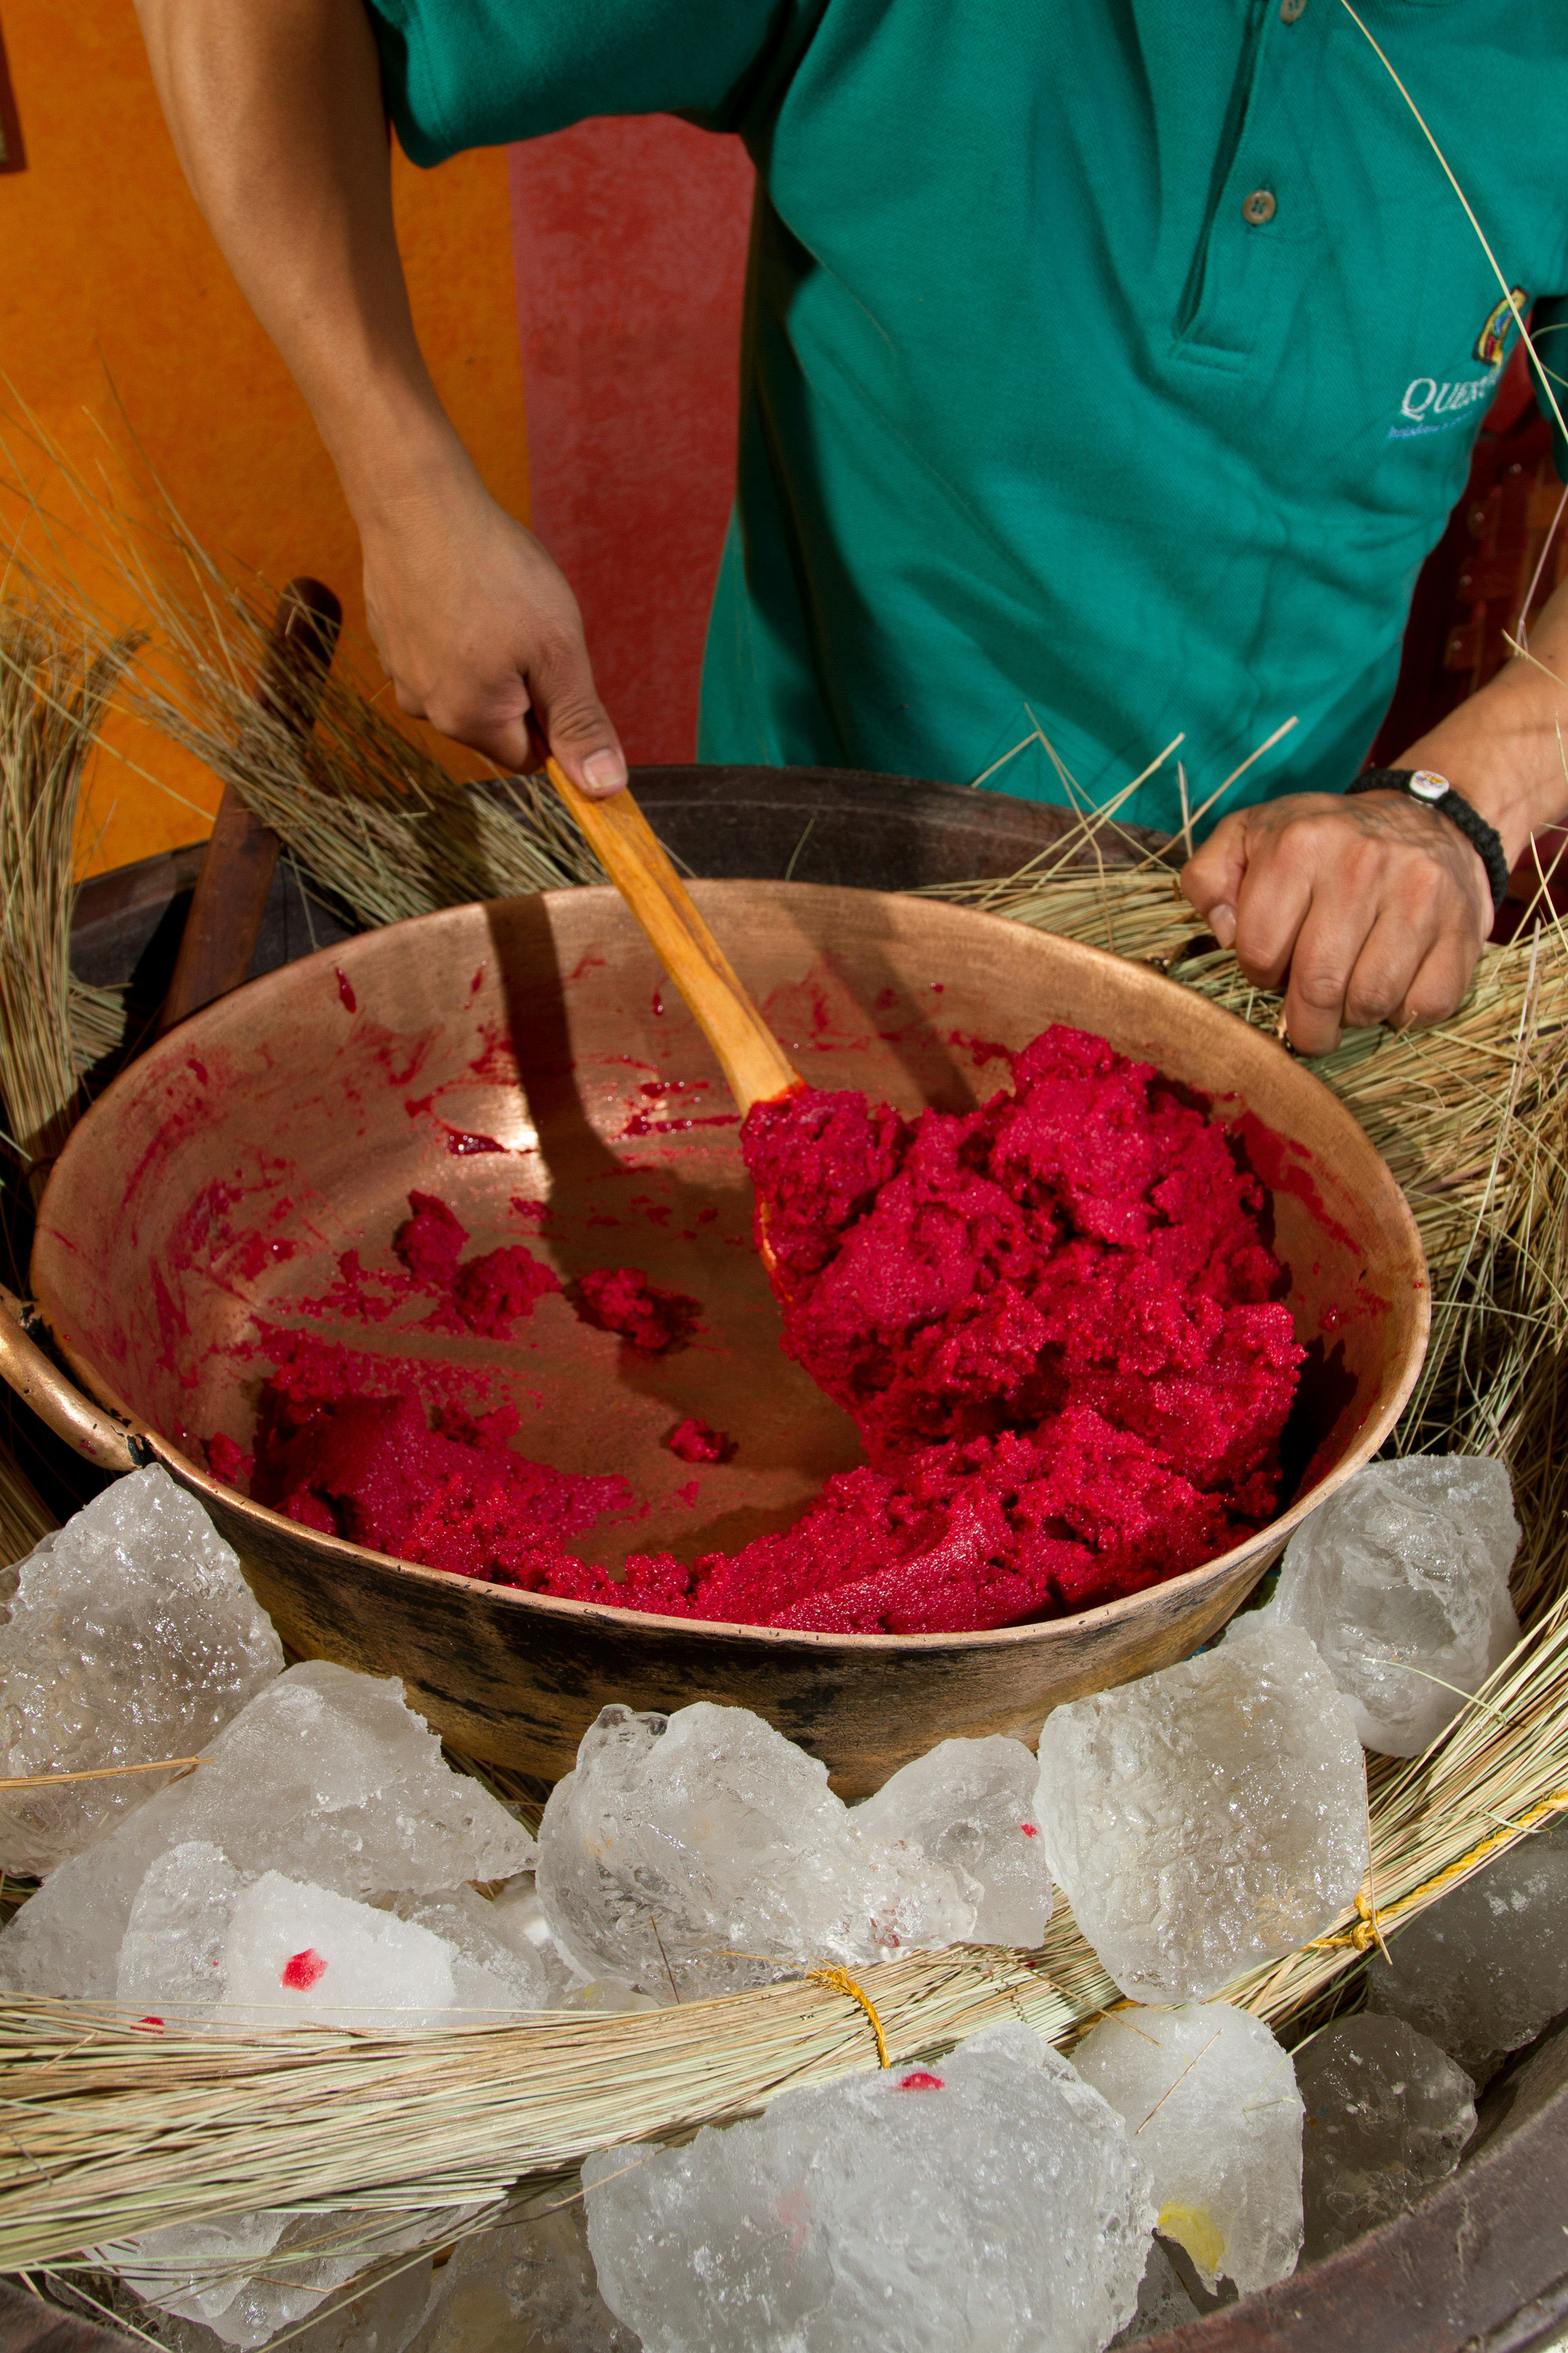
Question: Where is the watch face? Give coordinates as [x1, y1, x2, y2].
[1409, 770, 1449, 802]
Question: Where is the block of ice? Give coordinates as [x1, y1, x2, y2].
[1365, 1814, 1568, 2081]
[1263, 1455, 1521, 1756]
[1109, 2242, 1201, 2347]
[584, 2021, 1154, 2353]
[111, 2248, 434, 2353]
[1295, 2013, 1475, 2259]
[1074, 2001, 1303, 2293]
[109, 2206, 472, 2351]
[0, 1466, 283, 1876]
[852, 1734, 1053, 1945]
[485, 1874, 579, 2002]
[1036, 1626, 1368, 2002]
[117, 1853, 554, 2028]
[118, 1842, 244, 2016]
[386, 1887, 563, 2013]
[0, 1662, 535, 2000]
[405, 2206, 638, 2353]
[537, 1702, 971, 1998]
[221, 1874, 459, 2030]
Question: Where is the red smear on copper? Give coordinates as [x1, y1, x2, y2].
[1230, 1112, 1361, 1258]
[947, 1030, 1012, 1065]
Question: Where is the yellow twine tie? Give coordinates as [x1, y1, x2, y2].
[1308, 1787, 1568, 1954]
[808, 1966, 890, 2067]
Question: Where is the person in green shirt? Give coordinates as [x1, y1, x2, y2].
[134, 0, 1568, 1054]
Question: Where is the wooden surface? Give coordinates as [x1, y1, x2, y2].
[548, 755, 802, 1111]
[0, 2285, 129, 2352]
[157, 579, 341, 1033]
[1143, 2072, 1568, 2351]
[24, 881, 1426, 1792]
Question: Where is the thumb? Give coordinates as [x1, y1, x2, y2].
[1180, 810, 1251, 950]
[528, 627, 628, 799]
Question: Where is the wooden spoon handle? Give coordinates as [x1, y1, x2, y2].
[547, 756, 801, 1114]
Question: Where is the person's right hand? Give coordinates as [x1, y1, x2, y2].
[357, 461, 628, 796]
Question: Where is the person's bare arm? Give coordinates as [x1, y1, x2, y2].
[133, 0, 627, 792]
[1181, 577, 1568, 1053]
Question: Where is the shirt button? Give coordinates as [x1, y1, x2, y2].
[1281, 0, 1306, 20]
[1243, 188, 1278, 226]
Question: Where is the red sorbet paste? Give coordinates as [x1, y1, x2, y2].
[395, 1191, 560, 1337]
[668, 1415, 731, 1464]
[245, 1332, 632, 1576]
[575, 1266, 699, 1353]
[217, 1026, 1303, 1634]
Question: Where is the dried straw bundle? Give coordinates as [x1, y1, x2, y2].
[0, 406, 600, 939]
[0, 604, 135, 1173]
[125, 602, 601, 931]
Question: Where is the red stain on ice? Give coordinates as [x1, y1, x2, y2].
[898, 2071, 945, 2091]
[1020, 1823, 1039, 1837]
[335, 970, 357, 1013]
[281, 1949, 328, 1990]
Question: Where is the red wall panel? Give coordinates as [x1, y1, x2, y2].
[509, 116, 754, 765]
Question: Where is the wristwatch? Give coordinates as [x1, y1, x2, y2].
[1346, 767, 1512, 912]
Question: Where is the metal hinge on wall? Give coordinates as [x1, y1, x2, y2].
[0, 9, 26, 174]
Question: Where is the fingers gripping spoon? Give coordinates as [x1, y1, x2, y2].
[545, 757, 804, 1262]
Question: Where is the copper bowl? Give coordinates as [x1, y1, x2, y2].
[12, 883, 1426, 1794]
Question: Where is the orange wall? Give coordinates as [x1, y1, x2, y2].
[0, 0, 529, 876]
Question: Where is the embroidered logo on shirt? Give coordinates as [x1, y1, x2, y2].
[1474, 286, 1528, 368]
[1388, 288, 1528, 444]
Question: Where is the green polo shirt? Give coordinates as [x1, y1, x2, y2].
[367, 0, 1568, 835]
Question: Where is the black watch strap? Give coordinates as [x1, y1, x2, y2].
[1347, 766, 1511, 912]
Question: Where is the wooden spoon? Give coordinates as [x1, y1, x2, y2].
[546, 754, 803, 1116]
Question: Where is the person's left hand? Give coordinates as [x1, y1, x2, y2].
[1179, 789, 1493, 1055]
